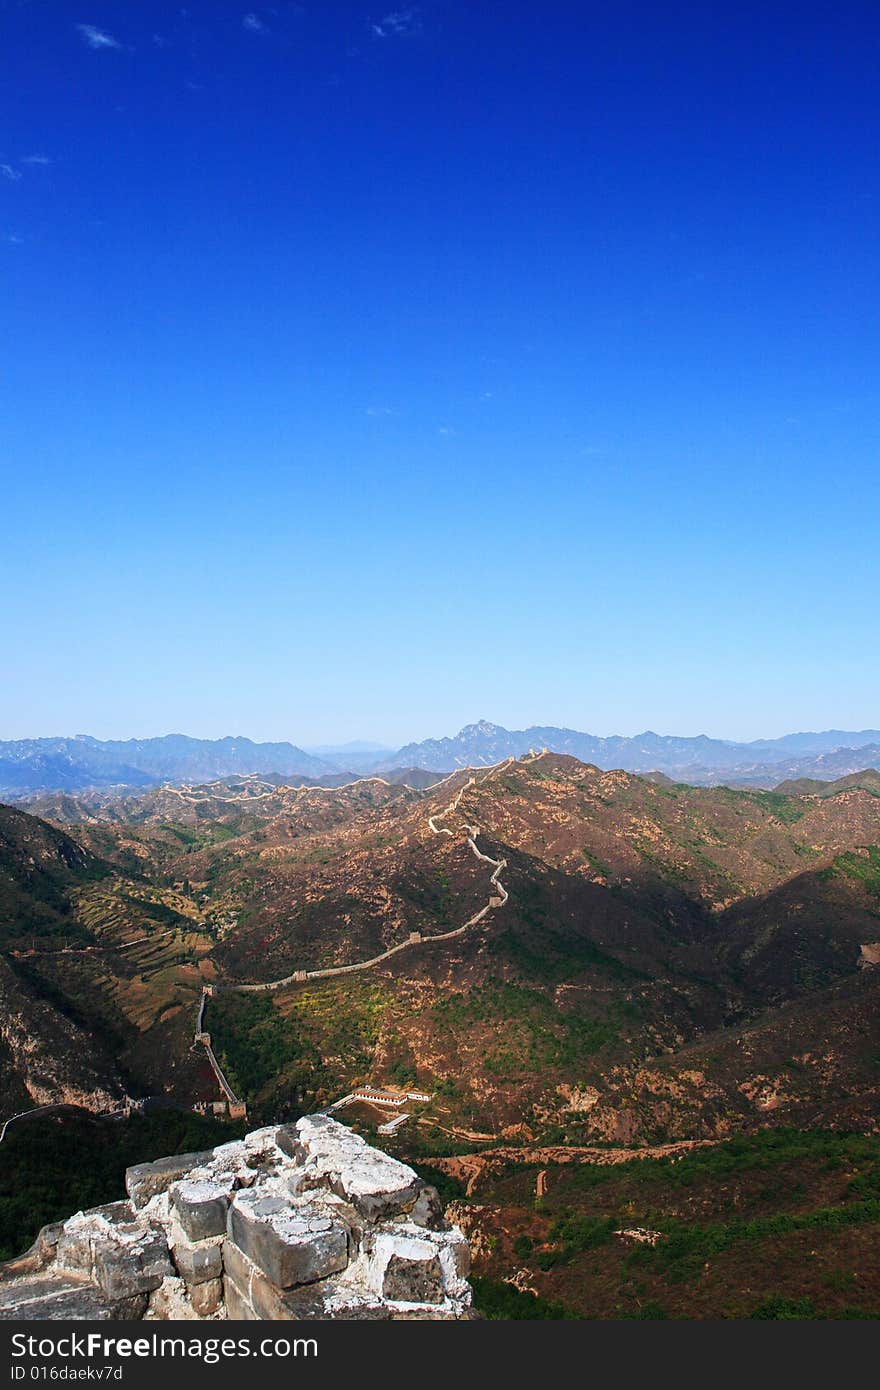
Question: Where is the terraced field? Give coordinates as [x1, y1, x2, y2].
[72, 880, 216, 1033]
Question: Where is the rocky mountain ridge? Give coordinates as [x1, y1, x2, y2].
[1, 750, 879, 1316]
[3, 751, 878, 1146]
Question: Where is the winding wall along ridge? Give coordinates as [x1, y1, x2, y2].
[229, 755, 539, 993]
[158, 773, 403, 807]
[194, 752, 548, 1100]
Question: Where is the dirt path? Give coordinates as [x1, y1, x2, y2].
[430, 1138, 717, 1192]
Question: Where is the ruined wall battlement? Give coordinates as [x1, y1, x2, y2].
[0, 1117, 474, 1322]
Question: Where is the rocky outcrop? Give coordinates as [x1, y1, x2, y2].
[0, 957, 126, 1113]
[0, 1117, 473, 1321]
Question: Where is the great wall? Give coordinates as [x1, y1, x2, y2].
[0, 1116, 474, 1321]
[0, 756, 545, 1319]
[191, 758, 534, 1112]
[231, 759, 518, 993]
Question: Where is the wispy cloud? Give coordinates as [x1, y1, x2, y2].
[21, 154, 51, 166]
[372, 7, 421, 39]
[242, 12, 268, 34]
[366, 406, 395, 417]
[0, 164, 22, 182]
[76, 24, 122, 51]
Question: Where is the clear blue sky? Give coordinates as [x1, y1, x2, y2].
[2, 1, 878, 746]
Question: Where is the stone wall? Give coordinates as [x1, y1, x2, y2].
[0, 1116, 473, 1321]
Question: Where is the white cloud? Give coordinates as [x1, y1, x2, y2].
[0, 164, 21, 182]
[242, 12, 268, 34]
[21, 154, 51, 166]
[372, 7, 420, 39]
[76, 24, 122, 50]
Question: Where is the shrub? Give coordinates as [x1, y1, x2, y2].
[471, 1276, 574, 1320]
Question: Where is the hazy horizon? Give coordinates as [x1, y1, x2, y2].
[2, 718, 879, 752]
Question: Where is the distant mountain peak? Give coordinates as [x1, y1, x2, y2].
[385, 722, 880, 784]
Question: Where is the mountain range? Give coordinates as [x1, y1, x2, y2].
[2, 750, 880, 1315]
[2, 722, 880, 795]
[0, 735, 334, 794]
[4, 751, 880, 1129]
[390, 720, 880, 782]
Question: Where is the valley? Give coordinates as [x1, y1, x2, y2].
[2, 750, 879, 1315]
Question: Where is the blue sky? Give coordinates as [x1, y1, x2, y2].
[1, 1, 878, 745]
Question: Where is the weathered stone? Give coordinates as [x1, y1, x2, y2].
[16, 1221, 65, 1271]
[0, 1118, 473, 1323]
[81, 1201, 135, 1226]
[209, 1139, 248, 1167]
[0, 1274, 115, 1321]
[294, 1115, 424, 1219]
[440, 1230, 471, 1286]
[282, 1169, 309, 1201]
[369, 1232, 444, 1304]
[409, 1186, 447, 1231]
[222, 1240, 388, 1320]
[172, 1240, 223, 1285]
[247, 1271, 328, 1320]
[228, 1191, 349, 1289]
[250, 1276, 392, 1320]
[322, 1194, 365, 1254]
[328, 1301, 392, 1320]
[55, 1221, 96, 1276]
[223, 1276, 257, 1320]
[274, 1124, 305, 1163]
[146, 1277, 202, 1320]
[35, 1222, 65, 1254]
[190, 1277, 223, 1317]
[125, 1150, 216, 1209]
[389, 1304, 466, 1320]
[220, 1238, 254, 1293]
[147, 1274, 221, 1319]
[113, 1294, 151, 1320]
[244, 1145, 276, 1170]
[55, 1209, 136, 1277]
[92, 1227, 173, 1300]
[170, 1178, 230, 1241]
